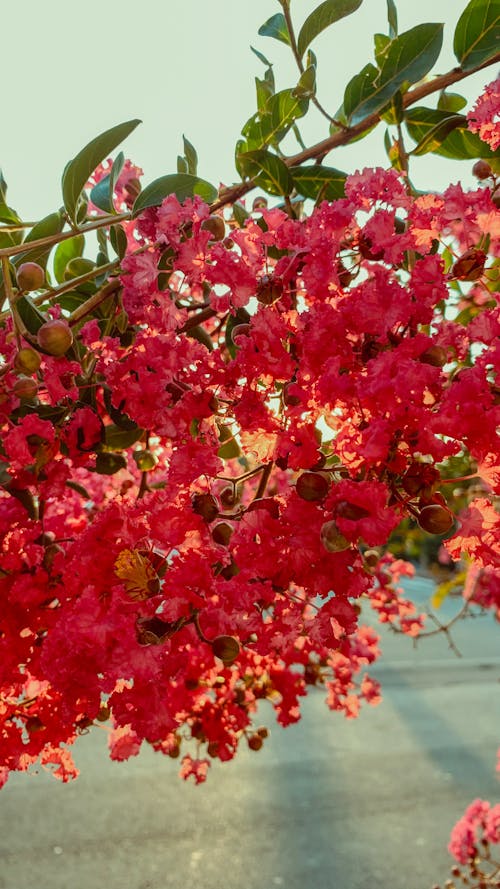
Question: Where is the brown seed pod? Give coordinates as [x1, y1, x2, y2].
[419, 345, 447, 367]
[37, 319, 73, 357]
[256, 274, 283, 305]
[417, 504, 454, 535]
[14, 347, 41, 374]
[16, 262, 45, 291]
[13, 376, 38, 400]
[201, 215, 226, 241]
[320, 520, 351, 553]
[296, 471, 329, 502]
[336, 500, 370, 521]
[451, 248, 486, 281]
[472, 160, 492, 180]
[211, 521, 234, 546]
[192, 493, 219, 523]
[212, 634, 240, 665]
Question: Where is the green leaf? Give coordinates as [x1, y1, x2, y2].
[437, 91, 467, 112]
[109, 223, 128, 259]
[250, 45, 273, 67]
[345, 23, 444, 125]
[290, 165, 347, 200]
[343, 63, 378, 123]
[0, 170, 8, 204]
[183, 135, 198, 176]
[103, 424, 144, 450]
[241, 89, 308, 151]
[177, 155, 188, 174]
[62, 119, 141, 223]
[217, 423, 241, 459]
[267, 89, 309, 141]
[13, 211, 64, 269]
[410, 114, 466, 155]
[453, 0, 500, 70]
[387, 0, 398, 37]
[232, 202, 250, 228]
[293, 65, 317, 99]
[297, 0, 363, 59]
[94, 452, 128, 475]
[258, 13, 290, 45]
[187, 324, 213, 351]
[89, 152, 125, 214]
[236, 150, 293, 196]
[0, 201, 21, 226]
[374, 32, 392, 66]
[132, 174, 218, 216]
[406, 106, 498, 159]
[53, 235, 85, 283]
[256, 75, 274, 112]
[14, 294, 47, 335]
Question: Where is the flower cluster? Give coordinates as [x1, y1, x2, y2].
[0, 132, 499, 794]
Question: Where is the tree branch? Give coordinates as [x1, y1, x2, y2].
[211, 53, 500, 212]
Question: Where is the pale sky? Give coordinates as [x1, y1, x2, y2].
[1, 0, 494, 221]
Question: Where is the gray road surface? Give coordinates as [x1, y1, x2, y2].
[1, 577, 499, 889]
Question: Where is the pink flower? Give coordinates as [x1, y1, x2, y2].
[467, 77, 500, 151]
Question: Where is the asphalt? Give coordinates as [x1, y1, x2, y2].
[1, 577, 498, 889]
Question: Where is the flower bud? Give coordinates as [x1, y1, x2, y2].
[211, 521, 233, 546]
[296, 471, 329, 502]
[16, 262, 45, 291]
[451, 248, 486, 282]
[472, 160, 492, 180]
[320, 520, 351, 552]
[247, 734, 263, 751]
[256, 275, 283, 305]
[192, 492, 219, 522]
[132, 449, 158, 471]
[37, 319, 73, 357]
[201, 215, 226, 241]
[419, 345, 447, 367]
[212, 634, 240, 665]
[14, 347, 41, 374]
[336, 500, 370, 521]
[13, 375, 38, 400]
[417, 504, 454, 535]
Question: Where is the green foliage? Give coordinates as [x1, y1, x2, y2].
[387, 0, 398, 38]
[53, 235, 85, 283]
[109, 223, 128, 260]
[345, 23, 444, 124]
[12, 211, 64, 270]
[453, 0, 500, 70]
[62, 119, 141, 223]
[437, 91, 467, 112]
[241, 89, 309, 152]
[132, 174, 218, 215]
[290, 165, 347, 200]
[89, 152, 125, 214]
[14, 294, 47, 335]
[236, 149, 293, 196]
[406, 106, 498, 160]
[410, 114, 467, 156]
[258, 13, 290, 45]
[296, 0, 363, 59]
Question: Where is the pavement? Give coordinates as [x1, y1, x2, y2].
[1, 577, 499, 889]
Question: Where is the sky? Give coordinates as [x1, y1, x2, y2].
[1, 0, 495, 221]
